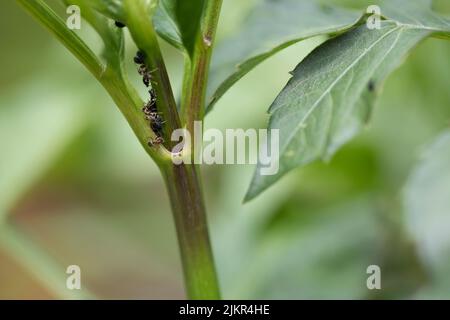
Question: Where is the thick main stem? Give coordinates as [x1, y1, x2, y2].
[182, 0, 223, 136]
[125, 0, 221, 299]
[19, 0, 221, 300]
[162, 163, 220, 299]
[167, 0, 223, 299]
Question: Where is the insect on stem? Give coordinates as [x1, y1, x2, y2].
[134, 51, 165, 147]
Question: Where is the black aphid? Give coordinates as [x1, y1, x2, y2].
[134, 50, 146, 65]
[146, 111, 164, 132]
[115, 21, 126, 28]
[368, 80, 375, 92]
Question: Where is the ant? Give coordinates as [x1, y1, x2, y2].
[137, 65, 159, 88]
[148, 136, 164, 147]
[143, 73, 151, 87]
[143, 96, 157, 113]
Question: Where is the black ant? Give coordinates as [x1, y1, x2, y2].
[137, 65, 158, 88]
[148, 136, 164, 147]
[150, 116, 165, 133]
[142, 104, 156, 115]
[143, 91, 157, 113]
[143, 74, 151, 87]
[148, 89, 157, 103]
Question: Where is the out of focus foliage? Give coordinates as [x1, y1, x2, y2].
[0, 0, 449, 299]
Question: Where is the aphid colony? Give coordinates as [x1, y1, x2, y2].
[134, 50, 165, 146]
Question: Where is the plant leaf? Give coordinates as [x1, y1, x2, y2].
[403, 130, 450, 277]
[380, 0, 450, 37]
[88, 0, 126, 22]
[245, 20, 436, 201]
[153, 0, 206, 56]
[205, 0, 361, 112]
[246, 0, 450, 201]
[153, 0, 183, 50]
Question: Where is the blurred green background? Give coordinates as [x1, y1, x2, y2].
[1, 0, 450, 299]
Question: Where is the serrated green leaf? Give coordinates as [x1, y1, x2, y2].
[403, 130, 450, 277]
[153, 0, 206, 56]
[153, 0, 183, 50]
[206, 0, 361, 112]
[245, 21, 433, 201]
[246, 0, 450, 201]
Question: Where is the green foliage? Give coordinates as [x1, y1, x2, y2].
[245, 22, 430, 200]
[9, 0, 450, 299]
[381, 0, 450, 37]
[207, 0, 361, 111]
[245, 0, 450, 200]
[155, 0, 206, 58]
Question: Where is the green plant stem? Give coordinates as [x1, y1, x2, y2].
[125, 0, 221, 299]
[16, 0, 170, 164]
[181, 0, 223, 137]
[172, 0, 223, 299]
[100, 70, 172, 164]
[162, 163, 220, 299]
[171, 0, 223, 299]
[19, 0, 222, 300]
